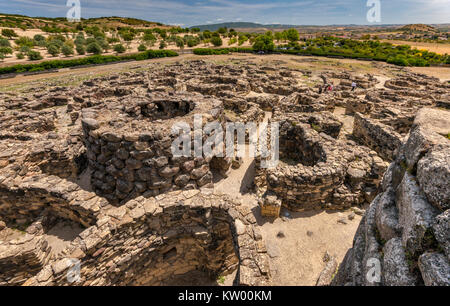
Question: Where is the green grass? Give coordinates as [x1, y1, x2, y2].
[217, 276, 225, 285]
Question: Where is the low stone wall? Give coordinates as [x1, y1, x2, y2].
[24, 190, 271, 286]
[0, 168, 104, 227]
[0, 234, 49, 286]
[353, 113, 403, 161]
[333, 108, 450, 286]
[255, 117, 387, 211]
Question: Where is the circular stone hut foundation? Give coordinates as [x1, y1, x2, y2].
[81, 92, 225, 205]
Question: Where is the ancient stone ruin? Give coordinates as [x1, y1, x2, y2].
[0, 58, 449, 286]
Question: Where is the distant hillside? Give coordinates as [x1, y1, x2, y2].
[190, 22, 299, 31]
[0, 13, 168, 30]
[401, 24, 438, 33]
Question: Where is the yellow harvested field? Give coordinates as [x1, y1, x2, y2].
[382, 40, 450, 55]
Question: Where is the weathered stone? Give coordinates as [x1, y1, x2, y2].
[418, 252, 450, 286]
[382, 238, 419, 286]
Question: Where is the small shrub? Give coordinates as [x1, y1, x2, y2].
[76, 44, 86, 55]
[0, 47, 12, 55]
[0, 38, 11, 47]
[61, 44, 74, 57]
[137, 44, 146, 52]
[113, 44, 126, 53]
[16, 52, 25, 59]
[47, 44, 60, 57]
[211, 36, 223, 47]
[28, 50, 43, 61]
[86, 42, 102, 55]
[1, 29, 17, 38]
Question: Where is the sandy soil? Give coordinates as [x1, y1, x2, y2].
[44, 221, 84, 258]
[212, 106, 363, 285]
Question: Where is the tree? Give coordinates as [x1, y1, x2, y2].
[176, 37, 185, 49]
[138, 44, 146, 51]
[47, 44, 60, 57]
[203, 30, 212, 39]
[114, 44, 126, 53]
[33, 34, 45, 42]
[28, 50, 43, 61]
[0, 38, 10, 47]
[159, 40, 166, 49]
[15, 36, 34, 48]
[76, 44, 86, 55]
[286, 28, 299, 42]
[0, 47, 12, 55]
[142, 33, 156, 42]
[1, 29, 17, 38]
[274, 32, 283, 42]
[121, 32, 135, 42]
[218, 27, 227, 35]
[252, 34, 275, 52]
[211, 36, 223, 47]
[238, 35, 248, 46]
[62, 44, 74, 57]
[86, 42, 102, 54]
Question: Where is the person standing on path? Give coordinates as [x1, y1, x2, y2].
[351, 81, 357, 91]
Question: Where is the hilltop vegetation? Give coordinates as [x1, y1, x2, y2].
[0, 14, 166, 32]
[401, 24, 438, 33]
[0, 14, 448, 72]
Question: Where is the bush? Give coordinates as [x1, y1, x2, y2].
[211, 36, 223, 47]
[137, 44, 146, 52]
[0, 38, 11, 47]
[16, 52, 25, 59]
[33, 34, 45, 42]
[387, 55, 409, 66]
[19, 45, 31, 53]
[15, 36, 34, 48]
[252, 34, 274, 52]
[28, 50, 43, 61]
[0, 47, 13, 55]
[1, 29, 17, 38]
[47, 44, 60, 57]
[193, 48, 229, 55]
[86, 42, 102, 55]
[159, 41, 166, 49]
[114, 44, 126, 53]
[76, 44, 85, 55]
[187, 39, 197, 48]
[62, 44, 74, 57]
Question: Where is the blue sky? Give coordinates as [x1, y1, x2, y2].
[1, 0, 449, 27]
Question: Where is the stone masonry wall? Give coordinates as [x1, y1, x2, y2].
[24, 190, 271, 286]
[353, 112, 404, 161]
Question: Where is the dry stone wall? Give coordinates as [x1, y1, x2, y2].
[24, 190, 271, 286]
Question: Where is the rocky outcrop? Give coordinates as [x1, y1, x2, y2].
[333, 108, 450, 286]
